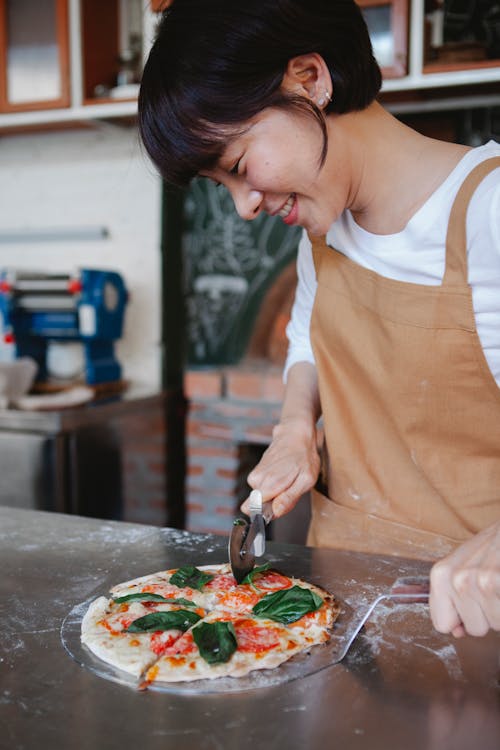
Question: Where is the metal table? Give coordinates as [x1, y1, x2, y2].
[0, 389, 168, 517]
[1, 507, 499, 750]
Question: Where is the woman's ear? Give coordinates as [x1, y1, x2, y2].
[281, 53, 333, 105]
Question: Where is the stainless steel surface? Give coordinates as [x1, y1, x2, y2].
[334, 576, 431, 663]
[2, 507, 499, 750]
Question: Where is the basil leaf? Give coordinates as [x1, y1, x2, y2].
[113, 592, 198, 607]
[169, 566, 214, 591]
[166, 598, 198, 608]
[126, 609, 201, 633]
[192, 621, 237, 664]
[113, 592, 170, 604]
[252, 586, 323, 624]
[240, 563, 271, 585]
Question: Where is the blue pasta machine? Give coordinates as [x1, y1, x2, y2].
[0, 268, 128, 386]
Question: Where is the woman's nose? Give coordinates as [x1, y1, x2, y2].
[231, 185, 263, 220]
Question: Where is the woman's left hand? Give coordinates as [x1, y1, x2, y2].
[429, 520, 500, 637]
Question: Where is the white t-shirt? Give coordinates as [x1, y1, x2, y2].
[285, 140, 500, 385]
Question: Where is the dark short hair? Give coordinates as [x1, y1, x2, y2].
[139, 0, 381, 186]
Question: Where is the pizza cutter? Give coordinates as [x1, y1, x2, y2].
[229, 489, 272, 584]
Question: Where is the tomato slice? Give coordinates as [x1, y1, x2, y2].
[252, 571, 292, 591]
[234, 620, 281, 653]
[203, 574, 237, 591]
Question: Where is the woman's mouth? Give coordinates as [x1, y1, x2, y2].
[278, 194, 298, 225]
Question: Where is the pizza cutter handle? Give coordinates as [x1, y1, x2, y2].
[247, 489, 269, 558]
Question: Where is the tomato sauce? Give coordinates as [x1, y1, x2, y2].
[98, 615, 133, 634]
[163, 632, 196, 656]
[216, 587, 260, 611]
[149, 631, 179, 656]
[141, 583, 195, 598]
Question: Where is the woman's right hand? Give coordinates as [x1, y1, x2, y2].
[242, 417, 321, 519]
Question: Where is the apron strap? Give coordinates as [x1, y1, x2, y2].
[308, 233, 330, 280]
[443, 156, 500, 287]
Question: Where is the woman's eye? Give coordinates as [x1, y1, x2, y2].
[230, 159, 241, 176]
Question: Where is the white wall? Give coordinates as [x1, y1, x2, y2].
[0, 122, 162, 389]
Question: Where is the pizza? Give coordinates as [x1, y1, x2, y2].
[81, 562, 340, 685]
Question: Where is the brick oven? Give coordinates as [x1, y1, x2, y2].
[184, 364, 284, 534]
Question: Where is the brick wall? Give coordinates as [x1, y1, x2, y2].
[184, 362, 285, 535]
[121, 404, 168, 527]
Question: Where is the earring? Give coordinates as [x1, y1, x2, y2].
[317, 90, 332, 108]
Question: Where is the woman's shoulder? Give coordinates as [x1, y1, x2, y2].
[465, 141, 500, 246]
[459, 139, 500, 199]
[408, 140, 500, 233]
[454, 140, 500, 184]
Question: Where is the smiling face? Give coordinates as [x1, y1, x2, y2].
[202, 106, 351, 236]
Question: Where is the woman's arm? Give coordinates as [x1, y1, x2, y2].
[241, 229, 321, 518]
[241, 361, 322, 518]
[429, 520, 500, 636]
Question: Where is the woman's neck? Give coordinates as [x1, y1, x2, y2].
[331, 102, 471, 235]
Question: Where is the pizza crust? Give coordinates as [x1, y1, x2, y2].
[81, 597, 163, 677]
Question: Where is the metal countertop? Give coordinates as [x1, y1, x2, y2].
[1, 507, 499, 750]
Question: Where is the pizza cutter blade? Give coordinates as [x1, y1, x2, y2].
[229, 490, 270, 584]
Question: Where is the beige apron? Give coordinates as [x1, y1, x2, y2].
[307, 157, 500, 560]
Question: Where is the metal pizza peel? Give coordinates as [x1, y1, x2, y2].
[325, 575, 430, 664]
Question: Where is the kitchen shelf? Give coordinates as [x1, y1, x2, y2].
[381, 0, 500, 88]
[0, 0, 499, 131]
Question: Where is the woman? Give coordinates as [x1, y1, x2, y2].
[139, 0, 500, 638]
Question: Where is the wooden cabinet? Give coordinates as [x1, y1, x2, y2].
[0, 0, 70, 113]
[358, 0, 500, 90]
[81, 0, 144, 105]
[368, 0, 500, 95]
[423, 0, 500, 74]
[358, 0, 409, 78]
[0, 0, 157, 128]
[150, 0, 170, 11]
